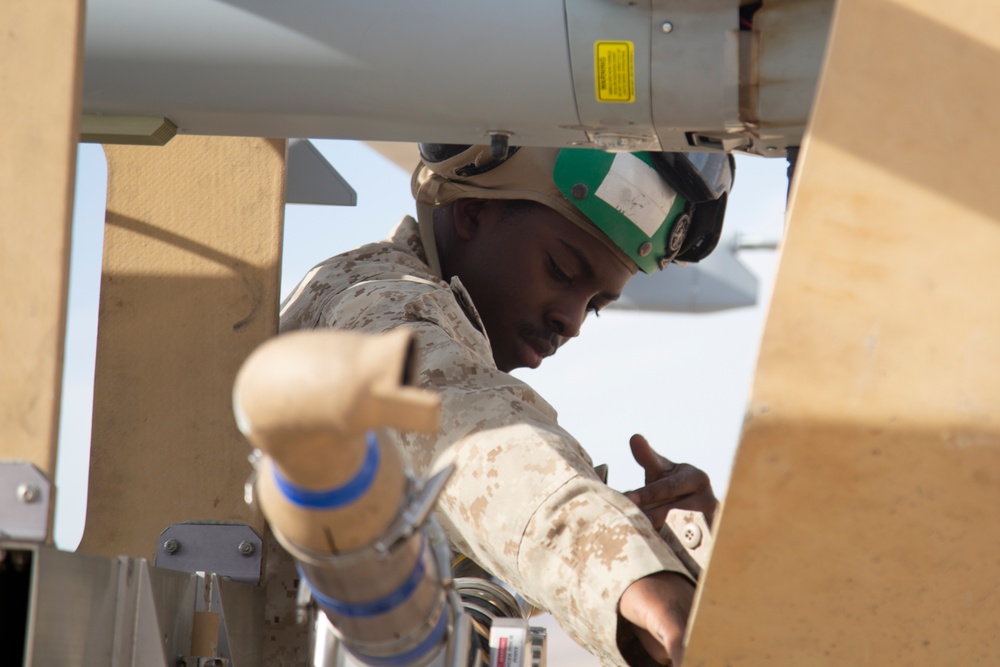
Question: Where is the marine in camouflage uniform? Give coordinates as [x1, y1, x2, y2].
[280, 145, 733, 665]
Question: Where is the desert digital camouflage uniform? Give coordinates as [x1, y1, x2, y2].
[280, 215, 692, 666]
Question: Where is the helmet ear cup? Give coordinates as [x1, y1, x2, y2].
[650, 152, 734, 265]
[675, 192, 728, 263]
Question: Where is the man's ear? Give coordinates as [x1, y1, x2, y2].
[452, 199, 488, 241]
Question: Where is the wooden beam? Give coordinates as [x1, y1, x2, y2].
[686, 0, 1000, 663]
[79, 136, 285, 559]
[0, 0, 85, 541]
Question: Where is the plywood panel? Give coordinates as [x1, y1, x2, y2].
[79, 136, 285, 559]
[0, 0, 84, 514]
[685, 0, 1000, 664]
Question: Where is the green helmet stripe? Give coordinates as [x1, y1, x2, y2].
[553, 148, 687, 273]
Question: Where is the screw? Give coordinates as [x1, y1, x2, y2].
[163, 538, 180, 555]
[661, 21, 674, 33]
[680, 522, 702, 549]
[570, 183, 589, 199]
[16, 484, 40, 504]
[638, 242, 653, 257]
[238, 540, 255, 556]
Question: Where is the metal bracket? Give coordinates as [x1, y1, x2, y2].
[154, 522, 263, 584]
[286, 139, 357, 206]
[80, 114, 178, 145]
[0, 462, 52, 542]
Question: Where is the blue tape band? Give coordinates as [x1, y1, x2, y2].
[301, 539, 427, 618]
[273, 431, 380, 510]
[349, 605, 450, 667]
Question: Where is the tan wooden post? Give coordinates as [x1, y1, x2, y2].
[686, 0, 1000, 663]
[78, 136, 285, 559]
[0, 0, 85, 542]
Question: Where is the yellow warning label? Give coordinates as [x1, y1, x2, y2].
[595, 41, 635, 103]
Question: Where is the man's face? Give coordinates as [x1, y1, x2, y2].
[452, 200, 633, 372]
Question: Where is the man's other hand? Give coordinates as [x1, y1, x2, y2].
[619, 571, 695, 665]
[624, 434, 718, 529]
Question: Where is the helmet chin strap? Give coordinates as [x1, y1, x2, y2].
[416, 207, 445, 278]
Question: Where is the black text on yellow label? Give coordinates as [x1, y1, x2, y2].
[595, 41, 635, 103]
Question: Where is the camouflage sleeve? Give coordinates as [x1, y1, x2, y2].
[316, 282, 693, 666]
[402, 369, 692, 666]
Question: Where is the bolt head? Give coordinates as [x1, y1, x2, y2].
[16, 484, 40, 504]
[570, 182, 588, 199]
[489, 132, 511, 160]
[661, 21, 674, 33]
[238, 540, 255, 556]
[163, 538, 180, 555]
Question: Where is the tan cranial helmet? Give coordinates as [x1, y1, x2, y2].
[412, 144, 734, 274]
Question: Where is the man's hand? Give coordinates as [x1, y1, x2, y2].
[624, 434, 718, 529]
[619, 571, 695, 665]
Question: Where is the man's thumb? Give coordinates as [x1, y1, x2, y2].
[630, 433, 669, 476]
